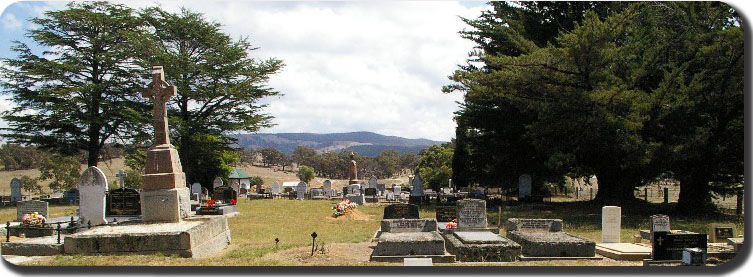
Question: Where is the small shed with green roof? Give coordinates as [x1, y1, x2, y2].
[228, 168, 252, 194]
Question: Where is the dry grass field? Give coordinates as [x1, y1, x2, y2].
[1, 197, 742, 266]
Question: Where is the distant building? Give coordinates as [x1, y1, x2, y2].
[228, 168, 252, 194]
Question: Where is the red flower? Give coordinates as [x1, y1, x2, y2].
[207, 200, 216, 207]
[230, 199, 237, 205]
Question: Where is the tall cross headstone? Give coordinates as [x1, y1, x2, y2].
[116, 170, 127, 189]
[140, 65, 190, 223]
[142, 66, 176, 145]
[79, 166, 108, 226]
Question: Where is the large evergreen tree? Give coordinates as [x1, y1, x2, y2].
[136, 7, 284, 187]
[0, 2, 148, 167]
[445, 2, 743, 207]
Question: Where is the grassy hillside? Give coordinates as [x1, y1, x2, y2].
[0, 158, 126, 196]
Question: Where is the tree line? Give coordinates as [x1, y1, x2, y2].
[1, 2, 283, 190]
[243, 146, 421, 180]
[445, 2, 743, 212]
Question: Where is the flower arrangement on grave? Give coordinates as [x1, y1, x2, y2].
[21, 212, 46, 226]
[205, 200, 217, 208]
[445, 219, 458, 229]
[230, 199, 237, 205]
[331, 199, 358, 217]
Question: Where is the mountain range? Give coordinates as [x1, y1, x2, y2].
[233, 131, 445, 156]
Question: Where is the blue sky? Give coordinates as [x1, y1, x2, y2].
[0, 1, 491, 142]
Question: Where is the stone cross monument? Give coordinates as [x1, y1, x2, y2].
[348, 152, 359, 185]
[140, 65, 190, 223]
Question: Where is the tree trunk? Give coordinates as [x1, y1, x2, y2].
[677, 173, 714, 213]
[593, 171, 637, 205]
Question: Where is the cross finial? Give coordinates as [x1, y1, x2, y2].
[143, 66, 177, 145]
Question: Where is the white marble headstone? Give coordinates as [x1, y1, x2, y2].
[272, 181, 281, 194]
[411, 175, 424, 196]
[368, 176, 378, 189]
[191, 183, 202, 195]
[601, 206, 621, 243]
[212, 177, 224, 189]
[518, 174, 532, 199]
[78, 166, 108, 226]
[394, 185, 402, 195]
[10, 178, 23, 202]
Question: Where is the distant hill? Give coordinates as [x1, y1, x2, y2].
[233, 131, 445, 156]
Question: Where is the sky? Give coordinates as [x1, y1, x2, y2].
[0, 0, 490, 142]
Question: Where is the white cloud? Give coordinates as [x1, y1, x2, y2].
[1, 1, 486, 142]
[169, 1, 484, 141]
[1, 12, 21, 31]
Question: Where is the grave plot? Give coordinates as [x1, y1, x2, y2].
[370, 204, 455, 263]
[505, 218, 599, 260]
[442, 199, 521, 262]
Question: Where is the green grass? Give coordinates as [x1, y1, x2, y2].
[9, 198, 744, 266]
[0, 205, 78, 224]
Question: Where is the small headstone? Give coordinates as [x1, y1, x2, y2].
[213, 177, 224, 189]
[10, 178, 23, 202]
[682, 248, 706, 266]
[442, 187, 452, 194]
[191, 183, 202, 195]
[349, 184, 361, 195]
[650, 214, 671, 242]
[518, 174, 532, 199]
[394, 185, 402, 195]
[601, 206, 621, 243]
[368, 176, 378, 189]
[457, 199, 487, 229]
[78, 166, 108, 226]
[411, 175, 424, 196]
[435, 206, 457, 222]
[16, 200, 49, 221]
[296, 181, 307, 200]
[708, 224, 735, 243]
[383, 203, 419, 219]
[272, 181, 281, 194]
[377, 183, 386, 195]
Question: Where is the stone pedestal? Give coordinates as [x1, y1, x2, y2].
[142, 144, 186, 191]
[140, 187, 191, 223]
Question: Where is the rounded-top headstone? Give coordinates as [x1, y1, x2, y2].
[191, 183, 202, 195]
[78, 166, 108, 226]
[213, 177, 224, 188]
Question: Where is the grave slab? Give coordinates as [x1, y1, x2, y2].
[595, 243, 651, 261]
[444, 231, 521, 262]
[63, 216, 230, 258]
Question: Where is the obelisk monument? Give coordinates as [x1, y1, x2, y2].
[140, 66, 190, 222]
